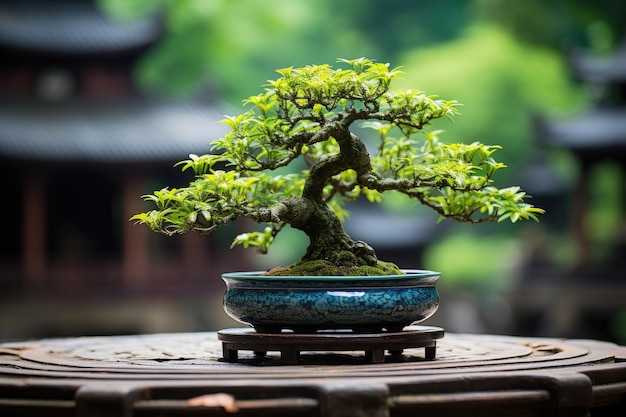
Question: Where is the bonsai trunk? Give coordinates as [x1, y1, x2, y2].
[298, 200, 378, 266]
[294, 124, 378, 267]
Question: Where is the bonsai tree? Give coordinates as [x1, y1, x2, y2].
[132, 58, 544, 275]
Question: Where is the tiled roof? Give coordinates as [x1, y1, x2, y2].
[570, 41, 626, 84]
[0, 1, 161, 54]
[536, 108, 626, 151]
[0, 97, 230, 162]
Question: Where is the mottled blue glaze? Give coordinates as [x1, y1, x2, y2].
[222, 270, 440, 333]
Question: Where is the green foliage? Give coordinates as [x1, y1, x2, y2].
[131, 166, 306, 253]
[98, 0, 375, 101]
[363, 125, 543, 224]
[397, 24, 587, 178]
[473, 0, 626, 50]
[132, 58, 543, 258]
[99, 0, 608, 108]
[423, 230, 517, 290]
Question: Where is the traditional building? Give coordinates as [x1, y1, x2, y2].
[0, 0, 248, 338]
[508, 40, 626, 342]
[536, 40, 626, 273]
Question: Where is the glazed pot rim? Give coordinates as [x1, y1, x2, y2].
[222, 269, 440, 281]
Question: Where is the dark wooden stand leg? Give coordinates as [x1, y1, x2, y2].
[281, 346, 299, 364]
[222, 344, 238, 363]
[425, 344, 436, 360]
[366, 349, 385, 364]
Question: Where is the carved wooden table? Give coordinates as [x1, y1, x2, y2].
[1, 331, 625, 416]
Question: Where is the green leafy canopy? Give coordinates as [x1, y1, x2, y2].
[132, 58, 544, 254]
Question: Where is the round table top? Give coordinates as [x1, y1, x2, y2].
[1, 330, 625, 416]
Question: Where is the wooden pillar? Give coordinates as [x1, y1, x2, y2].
[182, 232, 211, 280]
[22, 174, 47, 287]
[572, 163, 591, 271]
[122, 175, 149, 288]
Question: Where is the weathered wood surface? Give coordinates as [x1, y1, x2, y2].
[1, 330, 625, 416]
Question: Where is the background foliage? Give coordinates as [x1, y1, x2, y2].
[100, 0, 625, 285]
[100, 0, 624, 103]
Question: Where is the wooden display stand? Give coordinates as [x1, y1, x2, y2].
[218, 326, 444, 364]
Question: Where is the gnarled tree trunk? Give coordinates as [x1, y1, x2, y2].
[291, 123, 378, 266]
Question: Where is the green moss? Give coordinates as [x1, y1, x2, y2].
[265, 259, 403, 276]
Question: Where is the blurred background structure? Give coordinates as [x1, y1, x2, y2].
[1, 0, 625, 343]
[0, 0, 253, 339]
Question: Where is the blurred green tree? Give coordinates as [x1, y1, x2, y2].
[100, 0, 620, 284]
[473, 0, 626, 51]
[397, 24, 587, 179]
[99, 0, 378, 101]
[100, 0, 622, 103]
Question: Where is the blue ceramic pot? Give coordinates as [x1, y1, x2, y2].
[222, 269, 440, 333]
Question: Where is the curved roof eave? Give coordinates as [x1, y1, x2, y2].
[0, 1, 162, 55]
[0, 97, 230, 163]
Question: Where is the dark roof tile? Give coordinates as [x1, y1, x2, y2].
[0, 1, 161, 54]
[0, 97, 230, 162]
[537, 108, 626, 150]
